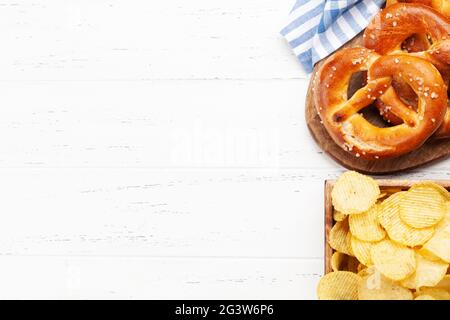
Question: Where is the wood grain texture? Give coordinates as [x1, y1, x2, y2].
[305, 34, 450, 175]
[0, 0, 447, 299]
[0, 0, 328, 299]
[324, 181, 334, 274]
[324, 180, 450, 274]
[0, 0, 306, 81]
[0, 256, 322, 299]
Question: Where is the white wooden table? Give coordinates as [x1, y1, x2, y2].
[0, 0, 448, 300]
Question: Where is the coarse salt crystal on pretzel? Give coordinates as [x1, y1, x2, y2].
[364, 3, 450, 138]
[313, 48, 447, 159]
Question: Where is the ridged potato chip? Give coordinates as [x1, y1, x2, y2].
[317, 271, 360, 300]
[418, 247, 442, 262]
[349, 205, 386, 242]
[416, 287, 450, 300]
[358, 268, 413, 300]
[401, 253, 448, 289]
[378, 193, 387, 200]
[399, 187, 445, 229]
[357, 266, 372, 277]
[357, 263, 366, 274]
[415, 295, 436, 300]
[331, 252, 346, 272]
[330, 253, 359, 273]
[435, 274, 450, 291]
[322, 172, 450, 300]
[332, 171, 380, 215]
[351, 236, 374, 267]
[371, 240, 416, 281]
[329, 219, 353, 256]
[410, 182, 450, 201]
[446, 201, 450, 219]
[422, 219, 450, 263]
[378, 192, 434, 247]
[347, 255, 360, 273]
[333, 210, 347, 222]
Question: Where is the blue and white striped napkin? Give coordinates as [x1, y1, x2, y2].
[281, 0, 385, 73]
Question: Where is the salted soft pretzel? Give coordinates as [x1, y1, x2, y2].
[364, 4, 450, 64]
[385, 0, 450, 52]
[313, 48, 447, 159]
[386, 0, 450, 17]
[364, 3, 450, 138]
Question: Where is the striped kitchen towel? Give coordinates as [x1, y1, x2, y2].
[281, 0, 385, 73]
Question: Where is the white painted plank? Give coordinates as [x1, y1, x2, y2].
[0, 168, 326, 257]
[0, 256, 322, 299]
[0, 0, 305, 81]
[0, 0, 447, 301]
[1, 80, 447, 170]
[0, 79, 325, 169]
[0, 168, 448, 258]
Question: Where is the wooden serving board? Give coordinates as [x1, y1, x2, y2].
[306, 33, 450, 175]
[324, 179, 450, 274]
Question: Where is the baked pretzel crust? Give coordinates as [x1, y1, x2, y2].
[313, 48, 447, 159]
[386, 0, 450, 17]
[365, 3, 450, 138]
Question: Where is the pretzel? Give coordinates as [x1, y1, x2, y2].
[386, 0, 450, 17]
[364, 4, 450, 65]
[385, 0, 450, 52]
[313, 48, 447, 159]
[364, 3, 450, 138]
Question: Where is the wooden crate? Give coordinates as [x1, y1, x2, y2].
[324, 179, 450, 274]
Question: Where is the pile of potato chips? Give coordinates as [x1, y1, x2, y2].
[318, 171, 450, 300]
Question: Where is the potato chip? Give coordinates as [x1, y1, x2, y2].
[422, 218, 450, 263]
[333, 210, 347, 222]
[416, 287, 450, 300]
[399, 187, 445, 229]
[435, 274, 450, 291]
[378, 192, 434, 247]
[418, 247, 442, 262]
[358, 266, 372, 277]
[331, 252, 346, 272]
[347, 255, 360, 273]
[378, 193, 387, 200]
[332, 171, 380, 215]
[415, 295, 436, 300]
[410, 182, 450, 201]
[446, 201, 450, 218]
[351, 236, 374, 266]
[330, 250, 358, 273]
[349, 205, 386, 242]
[358, 268, 413, 300]
[321, 174, 450, 300]
[317, 271, 360, 300]
[357, 263, 366, 274]
[401, 253, 448, 289]
[371, 240, 416, 281]
[329, 219, 353, 256]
